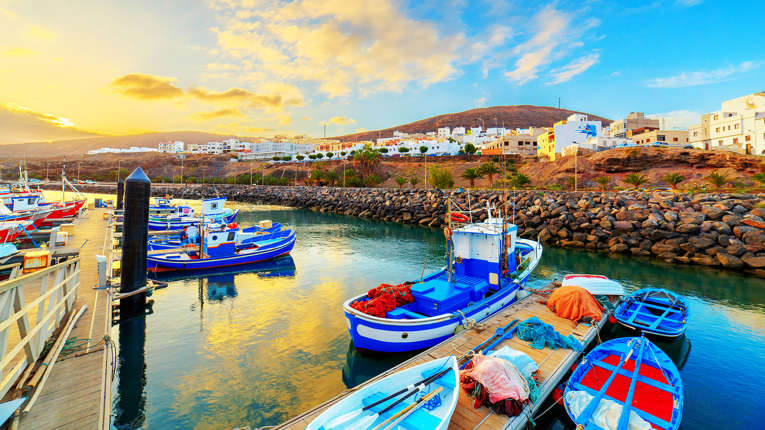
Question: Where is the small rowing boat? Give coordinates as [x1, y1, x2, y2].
[564, 336, 683, 430]
[307, 356, 459, 430]
[562, 274, 625, 297]
[614, 289, 689, 338]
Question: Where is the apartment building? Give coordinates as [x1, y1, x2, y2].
[158, 141, 184, 153]
[608, 112, 659, 138]
[482, 127, 545, 156]
[537, 114, 602, 161]
[628, 128, 688, 145]
[689, 92, 765, 154]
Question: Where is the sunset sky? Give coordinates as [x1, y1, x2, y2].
[0, 0, 763, 143]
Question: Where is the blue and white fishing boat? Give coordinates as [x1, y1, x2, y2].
[614, 289, 689, 338]
[564, 336, 683, 430]
[307, 356, 459, 430]
[344, 209, 542, 353]
[148, 197, 239, 230]
[149, 197, 194, 217]
[147, 221, 284, 251]
[147, 227, 295, 272]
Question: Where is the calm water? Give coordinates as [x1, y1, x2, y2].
[111, 203, 765, 430]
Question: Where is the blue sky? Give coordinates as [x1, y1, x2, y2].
[0, 0, 763, 142]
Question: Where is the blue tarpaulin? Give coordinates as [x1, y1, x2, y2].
[516, 316, 583, 351]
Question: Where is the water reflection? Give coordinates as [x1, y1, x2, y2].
[113, 316, 147, 430]
[341, 341, 419, 389]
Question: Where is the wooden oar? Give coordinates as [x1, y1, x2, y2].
[327, 367, 452, 429]
[373, 387, 443, 430]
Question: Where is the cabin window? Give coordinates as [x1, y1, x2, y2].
[211, 202, 218, 209]
[28, 198, 35, 204]
[228, 232, 235, 241]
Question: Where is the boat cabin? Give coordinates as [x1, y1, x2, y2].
[203, 229, 237, 257]
[6, 195, 41, 212]
[403, 218, 519, 317]
[201, 197, 227, 216]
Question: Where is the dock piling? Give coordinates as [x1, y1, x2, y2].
[119, 167, 150, 318]
[117, 178, 125, 210]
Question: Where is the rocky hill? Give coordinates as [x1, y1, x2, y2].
[333, 105, 612, 142]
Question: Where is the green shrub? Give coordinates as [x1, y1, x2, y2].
[429, 166, 454, 189]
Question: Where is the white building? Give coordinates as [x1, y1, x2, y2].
[158, 141, 184, 153]
[237, 141, 316, 160]
[608, 112, 659, 138]
[537, 114, 603, 160]
[565, 136, 635, 155]
[437, 127, 451, 138]
[689, 92, 765, 155]
[394, 138, 460, 155]
[451, 127, 466, 139]
[393, 130, 409, 139]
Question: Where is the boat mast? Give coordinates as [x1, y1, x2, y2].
[61, 165, 66, 202]
[447, 199, 453, 284]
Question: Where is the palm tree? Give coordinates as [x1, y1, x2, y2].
[663, 173, 685, 190]
[478, 162, 499, 187]
[595, 176, 611, 191]
[706, 171, 728, 190]
[395, 176, 406, 189]
[623, 173, 649, 189]
[461, 168, 482, 188]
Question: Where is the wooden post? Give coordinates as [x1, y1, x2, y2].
[120, 168, 150, 318]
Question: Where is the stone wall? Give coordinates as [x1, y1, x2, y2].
[71, 184, 765, 277]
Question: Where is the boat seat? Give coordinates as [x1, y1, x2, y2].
[590, 359, 678, 394]
[571, 383, 672, 429]
[386, 307, 425, 319]
[359, 391, 442, 430]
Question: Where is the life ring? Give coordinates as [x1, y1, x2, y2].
[227, 222, 238, 229]
[447, 212, 469, 223]
[443, 226, 452, 240]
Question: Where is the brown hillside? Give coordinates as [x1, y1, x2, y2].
[333, 105, 612, 142]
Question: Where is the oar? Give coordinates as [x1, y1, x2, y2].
[327, 366, 452, 429]
[374, 387, 443, 430]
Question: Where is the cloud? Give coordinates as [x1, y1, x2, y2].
[191, 108, 244, 121]
[211, 0, 465, 97]
[188, 87, 283, 108]
[646, 110, 701, 129]
[0, 103, 99, 144]
[24, 24, 56, 41]
[328, 116, 355, 125]
[474, 97, 487, 107]
[676, 0, 702, 6]
[504, 7, 598, 85]
[2, 47, 37, 57]
[645, 61, 759, 88]
[111, 73, 184, 100]
[607, 71, 622, 78]
[355, 128, 367, 133]
[548, 52, 599, 84]
[0, 9, 19, 20]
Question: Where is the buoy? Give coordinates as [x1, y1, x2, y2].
[227, 222, 238, 229]
[608, 315, 617, 324]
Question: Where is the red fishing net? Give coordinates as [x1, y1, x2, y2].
[349, 282, 414, 317]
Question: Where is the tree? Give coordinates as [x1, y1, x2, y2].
[663, 173, 685, 190]
[753, 172, 765, 184]
[463, 143, 477, 154]
[567, 176, 577, 190]
[296, 155, 305, 161]
[340, 151, 347, 156]
[478, 162, 499, 187]
[429, 166, 454, 189]
[316, 153, 324, 159]
[272, 156, 281, 161]
[353, 144, 382, 177]
[326, 152, 334, 158]
[595, 176, 611, 191]
[419, 145, 428, 154]
[510, 172, 531, 189]
[398, 147, 409, 153]
[380, 147, 389, 153]
[282, 155, 292, 161]
[308, 154, 317, 160]
[706, 171, 728, 190]
[395, 176, 407, 188]
[461, 168, 482, 188]
[409, 176, 419, 187]
[623, 173, 649, 189]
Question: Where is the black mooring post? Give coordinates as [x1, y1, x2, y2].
[120, 167, 150, 318]
[117, 178, 125, 210]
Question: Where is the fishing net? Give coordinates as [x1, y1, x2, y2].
[349, 282, 414, 318]
[516, 316, 583, 351]
[459, 354, 534, 417]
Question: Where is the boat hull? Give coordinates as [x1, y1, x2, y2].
[344, 238, 542, 353]
[147, 231, 294, 272]
[614, 288, 689, 338]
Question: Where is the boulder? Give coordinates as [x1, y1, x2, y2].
[741, 253, 765, 268]
[610, 243, 629, 253]
[689, 237, 715, 249]
[701, 205, 724, 220]
[613, 220, 633, 231]
[676, 223, 700, 234]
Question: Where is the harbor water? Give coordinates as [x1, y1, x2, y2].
[111, 203, 765, 430]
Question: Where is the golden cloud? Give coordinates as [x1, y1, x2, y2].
[0, 103, 99, 144]
[188, 87, 283, 109]
[328, 116, 354, 125]
[2, 47, 37, 57]
[111, 73, 184, 100]
[191, 108, 244, 121]
[24, 24, 56, 41]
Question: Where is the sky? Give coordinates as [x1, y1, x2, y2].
[0, 0, 763, 143]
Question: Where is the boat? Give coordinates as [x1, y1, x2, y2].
[344, 207, 542, 353]
[564, 336, 683, 430]
[148, 197, 239, 230]
[307, 356, 459, 430]
[147, 221, 284, 251]
[149, 197, 194, 217]
[562, 274, 625, 296]
[613, 289, 689, 338]
[147, 227, 296, 272]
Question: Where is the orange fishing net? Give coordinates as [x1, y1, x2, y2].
[546, 285, 604, 322]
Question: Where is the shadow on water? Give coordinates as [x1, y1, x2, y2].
[341, 341, 420, 389]
[113, 317, 147, 430]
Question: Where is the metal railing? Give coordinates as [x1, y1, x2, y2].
[0, 257, 80, 399]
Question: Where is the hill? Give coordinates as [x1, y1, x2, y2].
[0, 131, 249, 159]
[333, 105, 612, 142]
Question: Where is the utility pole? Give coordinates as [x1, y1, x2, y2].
[77, 162, 81, 182]
[180, 155, 184, 184]
[46, 162, 48, 182]
[573, 141, 578, 192]
[117, 160, 121, 182]
[249, 161, 253, 185]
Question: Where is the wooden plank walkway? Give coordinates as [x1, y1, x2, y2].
[18, 208, 114, 430]
[274, 293, 608, 430]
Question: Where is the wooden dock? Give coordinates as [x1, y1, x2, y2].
[15, 208, 114, 429]
[274, 294, 607, 430]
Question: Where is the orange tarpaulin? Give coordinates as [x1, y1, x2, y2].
[547, 285, 604, 322]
